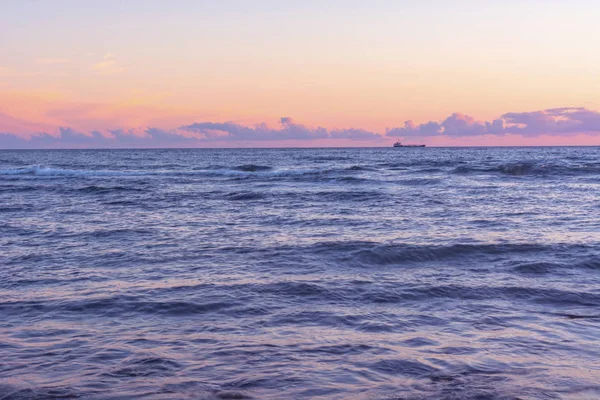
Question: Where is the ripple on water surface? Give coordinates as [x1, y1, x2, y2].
[1, 147, 600, 399]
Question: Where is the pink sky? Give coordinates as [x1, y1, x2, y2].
[1, 1, 599, 148]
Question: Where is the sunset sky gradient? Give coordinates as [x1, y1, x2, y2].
[1, 0, 599, 147]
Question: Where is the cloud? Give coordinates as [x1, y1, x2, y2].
[501, 107, 600, 135]
[0, 133, 28, 149]
[0, 127, 194, 149]
[35, 58, 71, 65]
[387, 107, 600, 138]
[91, 53, 124, 75]
[181, 117, 381, 141]
[1, 108, 600, 149]
[0, 117, 382, 148]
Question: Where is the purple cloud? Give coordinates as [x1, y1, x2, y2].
[180, 118, 380, 141]
[501, 107, 600, 135]
[0, 128, 110, 149]
[0, 118, 382, 148]
[0, 133, 28, 149]
[387, 107, 600, 138]
[1, 108, 599, 149]
[0, 127, 198, 149]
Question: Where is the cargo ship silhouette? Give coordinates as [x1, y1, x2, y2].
[393, 140, 425, 147]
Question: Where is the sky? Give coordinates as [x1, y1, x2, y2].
[1, 0, 599, 148]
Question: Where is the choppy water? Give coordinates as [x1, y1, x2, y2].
[1, 147, 600, 399]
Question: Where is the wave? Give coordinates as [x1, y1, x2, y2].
[391, 285, 600, 306]
[308, 190, 385, 202]
[511, 261, 562, 274]
[14, 161, 598, 181]
[225, 191, 266, 201]
[232, 164, 273, 172]
[309, 156, 350, 161]
[512, 257, 600, 274]
[0, 164, 328, 179]
[334, 176, 371, 183]
[452, 163, 534, 175]
[227, 240, 580, 267]
[102, 356, 182, 378]
[0, 298, 241, 317]
[0, 184, 42, 193]
[252, 280, 600, 307]
[0, 182, 148, 194]
[76, 185, 147, 194]
[366, 359, 438, 377]
[452, 161, 600, 176]
[0, 382, 252, 400]
[0, 384, 81, 400]
[331, 241, 551, 265]
[6, 279, 599, 320]
[345, 165, 376, 171]
[234, 240, 548, 257]
[378, 160, 463, 169]
[0, 165, 138, 177]
[396, 177, 443, 186]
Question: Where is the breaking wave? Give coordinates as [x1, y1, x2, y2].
[452, 161, 600, 176]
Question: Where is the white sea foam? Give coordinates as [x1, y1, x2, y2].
[0, 165, 136, 177]
[0, 165, 40, 175]
[0, 165, 327, 178]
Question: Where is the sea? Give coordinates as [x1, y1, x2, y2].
[1, 147, 599, 400]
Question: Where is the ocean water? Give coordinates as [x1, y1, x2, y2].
[1, 147, 599, 400]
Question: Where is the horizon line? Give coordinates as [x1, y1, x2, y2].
[1, 144, 599, 151]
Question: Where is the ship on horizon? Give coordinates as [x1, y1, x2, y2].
[393, 140, 425, 147]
